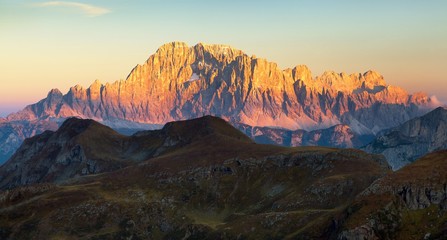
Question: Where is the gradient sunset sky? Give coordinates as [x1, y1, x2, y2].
[1, 0, 446, 116]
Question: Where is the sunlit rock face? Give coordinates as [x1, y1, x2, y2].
[7, 42, 436, 132]
[1, 42, 439, 165]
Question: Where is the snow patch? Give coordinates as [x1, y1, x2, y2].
[253, 129, 264, 137]
[187, 73, 200, 82]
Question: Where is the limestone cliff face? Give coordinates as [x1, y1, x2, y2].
[7, 42, 435, 132]
[363, 107, 447, 170]
[1, 42, 441, 166]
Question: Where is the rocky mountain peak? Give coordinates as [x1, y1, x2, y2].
[408, 91, 431, 105]
[89, 79, 102, 88]
[292, 65, 312, 82]
[87, 79, 103, 101]
[47, 88, 63, 97]
[363, 70, 385, 83]
[56, 117, 103, 138]
[311, 69, 388, 94]
[155, 41, 189, 54]
[362, 70, 386, 89]
[45, 88, 63, 106]
[195, 42, 240, 53]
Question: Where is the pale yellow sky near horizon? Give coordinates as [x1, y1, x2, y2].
[1, 0, 446, 116]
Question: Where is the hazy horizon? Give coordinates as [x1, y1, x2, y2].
[1, 0, 446, 116]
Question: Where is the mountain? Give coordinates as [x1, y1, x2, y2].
[0, 118, 137, 189]
[236, 123, 375, 148]
[363, 107, 447, 170]
[339, 150, 447, 239]
[0, 116, 392, 239]
[0, 116, 255, 190]
[0, 120, 58, 164]
[7, 42, 434, 129]
[0, 42, 439, 164]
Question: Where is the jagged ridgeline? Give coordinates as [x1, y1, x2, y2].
[0, 42, 441, 165]
[6, 42, 434, 128]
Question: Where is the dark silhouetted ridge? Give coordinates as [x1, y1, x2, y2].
[0, 116, 253, 189]
[56, 117, 119, 139]
[161, 115, 253, 143]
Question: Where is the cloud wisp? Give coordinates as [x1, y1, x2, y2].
[34, 1, 111, 17]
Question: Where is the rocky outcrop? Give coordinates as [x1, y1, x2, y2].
[363, 107, 447, 170]
[363, 150, 447, 210]
[339, 150, 447, 239]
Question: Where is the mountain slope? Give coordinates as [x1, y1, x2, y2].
[0, 116, 391, 239]
[0, 120, 58, 164]
[363, 107, 447, 170]
[0, 116, 253, 189]
[0, 118, 134, 189]
[339, 150, 447, 239]
[236, 123, 375, 148]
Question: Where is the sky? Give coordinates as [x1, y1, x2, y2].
[1, 0, 446, 117]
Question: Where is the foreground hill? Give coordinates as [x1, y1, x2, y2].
[340, 150, 447, 239]
[363, 107, 447, 170]
[0, 116, 392, 239]
[1, 42, 438, 164]
[0, 116, 253, 190]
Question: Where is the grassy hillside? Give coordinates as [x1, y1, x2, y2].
[0, 117, 392, 239]
[340, 150, 447, 239]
